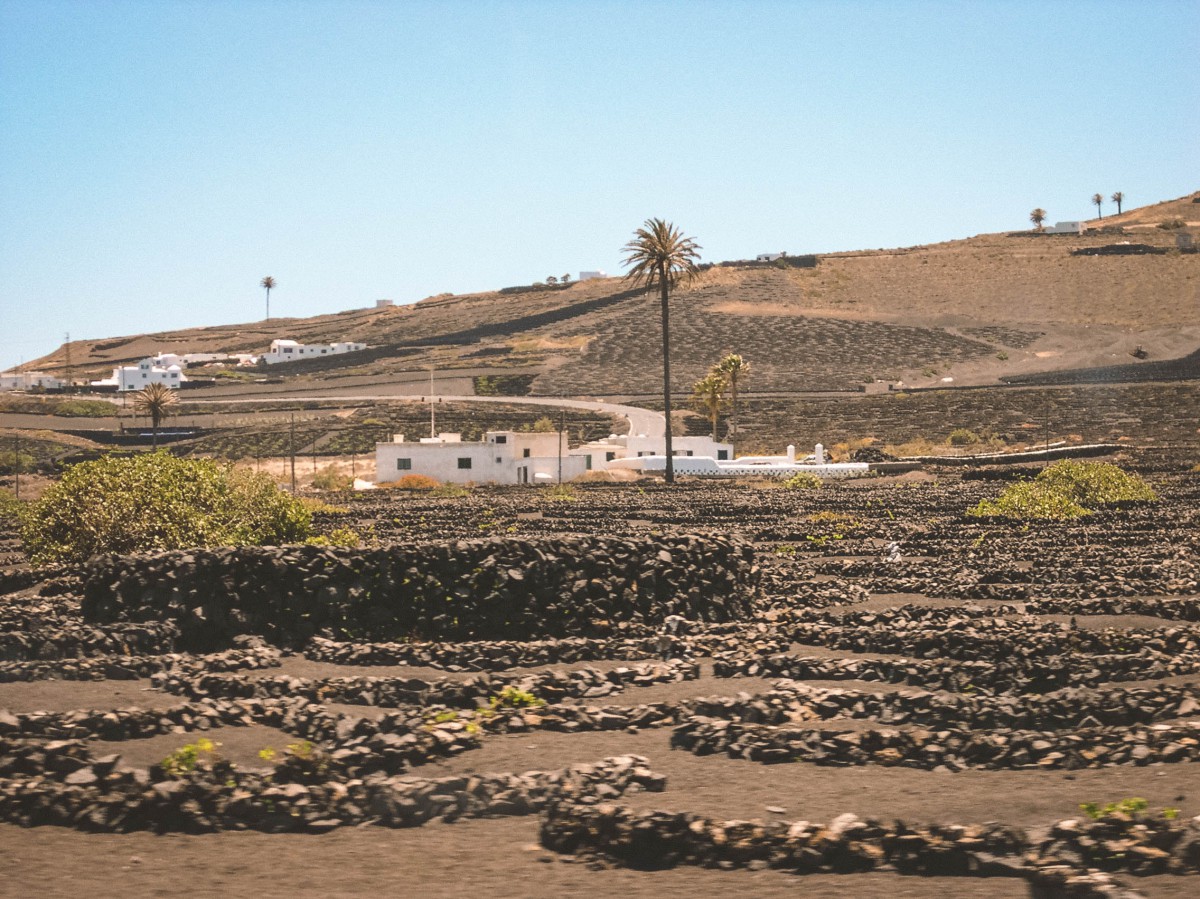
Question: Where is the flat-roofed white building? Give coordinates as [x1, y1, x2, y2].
[261, 339, 366, 365]
[376, 430, 586, 485]
[92, 359, 187, 392]
[0, 371, 64, 391]
[569, 433, 733, 472]
[578, 270, 608, 281]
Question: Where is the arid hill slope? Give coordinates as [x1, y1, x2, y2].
[22, 192, 1200, 393]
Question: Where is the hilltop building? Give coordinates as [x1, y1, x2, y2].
[92, 359, 186, 392]
[1045, 221, 1084, 235]
[260, 339, 366, 364]
[578, 271, 608, 281]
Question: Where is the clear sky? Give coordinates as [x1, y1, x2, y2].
[1, 0, 1196, 371]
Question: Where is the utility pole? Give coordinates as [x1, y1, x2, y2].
[558, 408, 565, 484]
[290, 413, 297, 494]
[63, 332, 73, 393]
[429, 365, 436, 438]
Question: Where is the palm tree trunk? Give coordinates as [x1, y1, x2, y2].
[152, 412, 160, 449]
[265, 288, 271, 321]
[730, 373, 738, 440]
[711, 409, 717, 440]
[659, 269, 674, 484]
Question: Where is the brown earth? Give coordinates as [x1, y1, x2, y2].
[14, 193, 1198, 394]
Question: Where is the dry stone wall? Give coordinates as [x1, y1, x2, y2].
[82, 536, 758, 649]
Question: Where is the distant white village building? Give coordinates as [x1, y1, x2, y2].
[260, 339, 366, 365]
[0, 371, 64, 391]
[1045, 221, 1084, 235]
[92, 359, 187, 392]
[578, 271, 608, 281]
[756, 252, 785, 262]
[150, 352, 256, 368]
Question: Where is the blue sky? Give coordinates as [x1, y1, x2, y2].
[1, 0, 1196, 371]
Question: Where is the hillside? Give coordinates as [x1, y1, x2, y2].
[19, 192, 1200, 395]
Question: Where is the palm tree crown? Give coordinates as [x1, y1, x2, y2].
[715, 353, 750, 440]
[1030, 208, 1047, 231]
[622, 218, 702, 484]
[1111, 191, 1124, 214]
[691, 372, 727, 440]
[133, 382, 178, 449]
[1092, 193, 1104, 219]
[261, 276, 276, 320]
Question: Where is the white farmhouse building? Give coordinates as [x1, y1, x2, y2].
[569, 434, 734, 471]
[376, 430, 587, 485]
[0, 371, 64, 391]
[756, 252, 785, 262]
[578, 271, 608, 281]
[92, 359, 187, 392]
[260, 339, 366, 365]
[1045, 221, 1084, 235]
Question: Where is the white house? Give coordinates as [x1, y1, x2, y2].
[756, 252, 785, 262]
[376, 430, 587, 485]
[569, 433, 734, 472]
[0, 371, 64, 391]
[1045, 221, 1084, 235]
[92, 359, 187, 392]
[608, 443, 870, 479]
[261, 339, 366, 365]
[578, 271, 608, 281]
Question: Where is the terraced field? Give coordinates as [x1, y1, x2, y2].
[3, 447, 1200, 897]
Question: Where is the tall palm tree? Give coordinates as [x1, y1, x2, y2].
[1111, 191, 1124, 214]
[133, 382, 178, 449]
[1092, 193, 1103, 219]
[622, 218, 702, 484]
[691, 372, 726, 440]
[1030, 208, 1047, 231]
[261, 276, 276, 320]
[715, 353, 750, 441]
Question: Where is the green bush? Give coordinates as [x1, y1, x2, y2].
[782, 472, 823, 490]
[21, 452, 313, 563]
[948, 428, 980, 446]
[969, 460, 1156, 521]
[311, 465, 352, 491]
[0, 488, 27, 526]
[1037, 460, 1157, 505]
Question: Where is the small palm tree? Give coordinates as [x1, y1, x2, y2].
[1092, 193, 1103, 219]
[691, 372, 727, 440]
[261, 276, 276, 320]
[715, 353, 750, 441]
[622, 218, 702, 484]
[133, 382, 178, 449]
[1111, 191, 1124, 214]
[1030, 208, 1047, 231]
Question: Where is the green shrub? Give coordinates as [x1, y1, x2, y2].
[0, 451, 36, 475]
[21, 452, 312, 563]
[304, 526, 362, 548]
[969, 460, 1156, 521]
[489, 686, 545, 710]
[1037, 460, 1157, 505]
[0, 488, 27, 526]
[948, 428, 980, 446]
[782, 472, 823, 490]
[160, 737, 222, 778]
[311, 465, 352, 491]
[1158, 218, 1186, 230]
